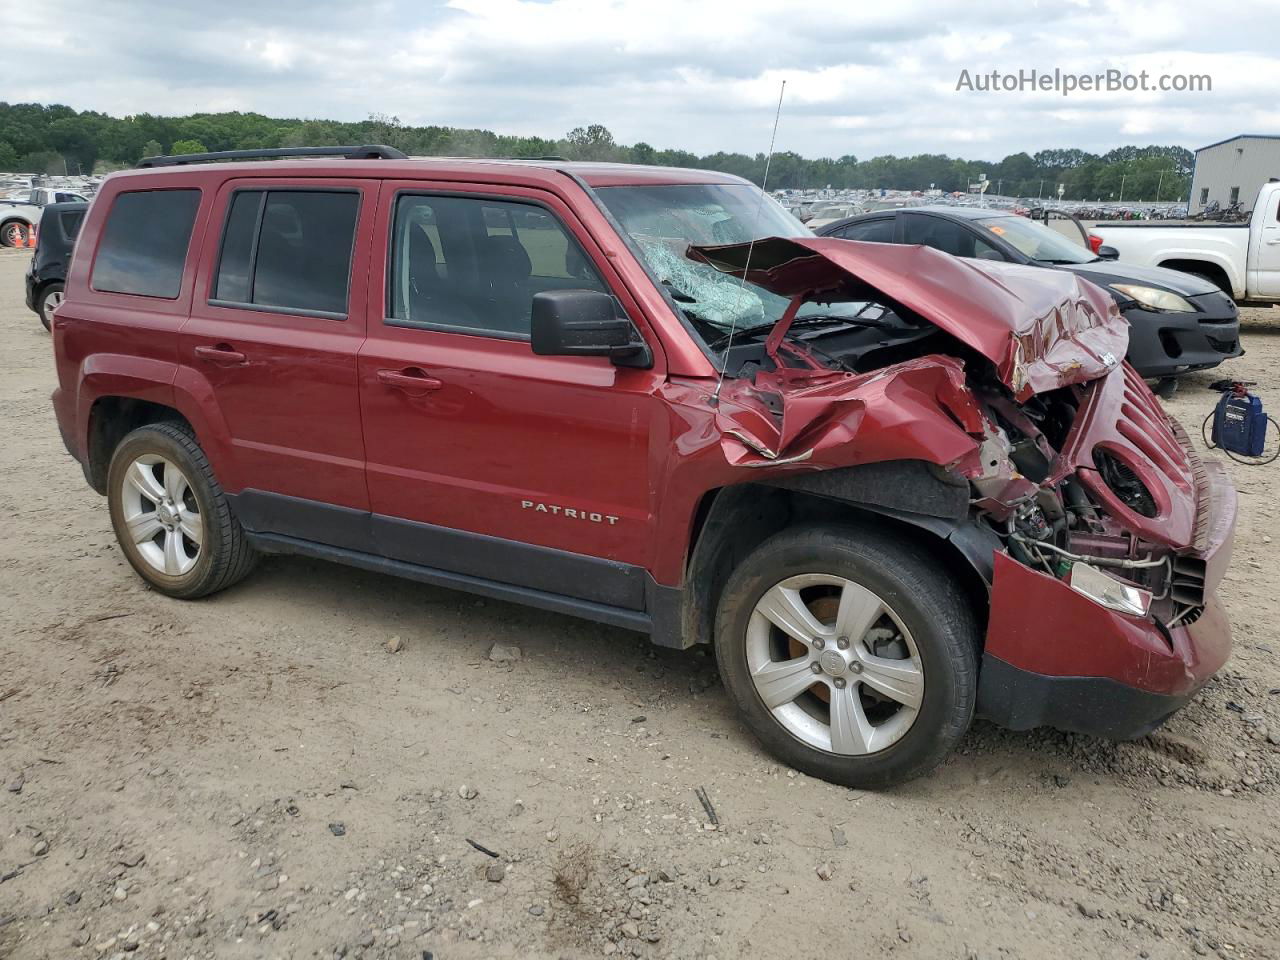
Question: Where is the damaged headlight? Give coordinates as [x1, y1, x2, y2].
[1068, 561, 1152, 617]
[1109, 284, 1196, 313]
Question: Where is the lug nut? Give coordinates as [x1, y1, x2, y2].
[833, 678, 847, 689]
[836, 636, 850, 650]
[810, 663, 823, 674]
[813, 638, 826, 650]
[849, 661, 864, 674]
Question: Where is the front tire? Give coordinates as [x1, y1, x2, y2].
[714, 524, 978, 788]
[36, 282, 63, 331]
[107, 423, 257, 599]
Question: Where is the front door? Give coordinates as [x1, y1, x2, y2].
[357, 181, 666, 610]
[1252, 188, 1280, 298]
[183, 179, 376, 539]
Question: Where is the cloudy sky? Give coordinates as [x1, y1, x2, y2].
[8, 0, 1279, 160]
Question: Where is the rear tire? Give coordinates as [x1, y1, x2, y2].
[36, 282, 63, 331]
[107, 422, 257, 599]
[714, 524, 978, 788]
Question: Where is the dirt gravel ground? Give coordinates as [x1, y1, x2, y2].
[2, 247, 1279, 960]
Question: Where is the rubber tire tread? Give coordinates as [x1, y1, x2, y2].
[714, 523, 979, 789]
[107, 422, 257, 599]
[36, 282, 62, 332]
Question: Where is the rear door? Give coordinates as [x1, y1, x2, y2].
[182, 178, 376, 540]
[357, 180, 666, 609]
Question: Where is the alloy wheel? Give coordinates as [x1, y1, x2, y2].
[119, 454, 203, 576]
[745, 573, 924, 755]
[41, 289, 64, 327]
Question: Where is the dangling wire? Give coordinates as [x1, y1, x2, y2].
[710, 79, 787, 406]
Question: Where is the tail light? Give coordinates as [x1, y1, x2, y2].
[1088, 234, 1103, 254]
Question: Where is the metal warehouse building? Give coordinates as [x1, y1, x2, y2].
[1189, 134, 1280, 214]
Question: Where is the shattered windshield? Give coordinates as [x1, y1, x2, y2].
[596, 183, 852, 341]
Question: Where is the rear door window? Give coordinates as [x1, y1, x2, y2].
[59, 209, 85, 241]
[902, 215, 1002, 259]
[212, 189, 360, 317]
[91, 189, 201, 298]
[834, 218, 895, 242]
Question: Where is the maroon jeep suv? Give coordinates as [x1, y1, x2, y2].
[49, 145, 1236, 787]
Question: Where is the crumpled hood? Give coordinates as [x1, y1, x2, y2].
[688, 237, 1129, 400]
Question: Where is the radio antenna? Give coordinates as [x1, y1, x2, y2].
[711, 79, 786, 406]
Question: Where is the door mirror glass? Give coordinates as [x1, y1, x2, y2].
[1097, 245, 1120, 261]
[531, 290, 651, 368]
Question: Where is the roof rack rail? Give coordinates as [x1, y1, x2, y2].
[136, 144, 408, 168]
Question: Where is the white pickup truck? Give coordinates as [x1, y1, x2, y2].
[1, 186, 90, 247]
[1090, 181, 1280, 304]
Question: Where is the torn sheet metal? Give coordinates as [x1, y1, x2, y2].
[711, 355, 989, 475]
[688, 236, 1129, 401]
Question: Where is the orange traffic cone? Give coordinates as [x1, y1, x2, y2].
[25, 224, 37, 248]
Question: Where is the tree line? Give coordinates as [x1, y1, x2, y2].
[0, 102, 1193, 202]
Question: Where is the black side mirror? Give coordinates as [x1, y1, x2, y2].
[1097, 245, 1119, 260]
[531, 290, 652, 368]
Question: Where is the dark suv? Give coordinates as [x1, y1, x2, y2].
[50, 146, 1237, 787]
[25, 201, 88, 330]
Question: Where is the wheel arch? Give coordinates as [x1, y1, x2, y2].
[672, 461, 996, 650]
[85, 397, 195, 494]
[1156, 258, 1235, 296]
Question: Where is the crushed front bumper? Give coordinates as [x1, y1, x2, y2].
[976, 458, 1236, 739]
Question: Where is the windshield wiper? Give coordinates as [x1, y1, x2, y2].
[788, 314, 895, 332]
[1034, 257, 1088, 265]
[705, 322, 775, 350]
[661, 280, 697, 303]
[705, 314, 893, 351]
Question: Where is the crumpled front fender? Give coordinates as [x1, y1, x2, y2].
[710, 355, 987, 475]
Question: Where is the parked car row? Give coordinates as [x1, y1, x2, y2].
[40, 146, 1237, 788]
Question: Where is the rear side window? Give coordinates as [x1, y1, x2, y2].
[836, 218, 894, 242]
[91, 190, 200, 299]
[60, 209, 85, 241]
[213, 189, 360, 317]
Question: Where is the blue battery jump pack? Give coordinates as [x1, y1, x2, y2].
[1212, 386, 1268, 457]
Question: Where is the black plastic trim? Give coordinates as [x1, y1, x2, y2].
[245, 531, 652, 634]
[975, 653, 1191, 739]
[229, 490, 376, 554]
[138, 144, 407, 168]
[227, 489, 648, 611]
[371, 513, 645, 610]
[207, 299, 348, 322]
